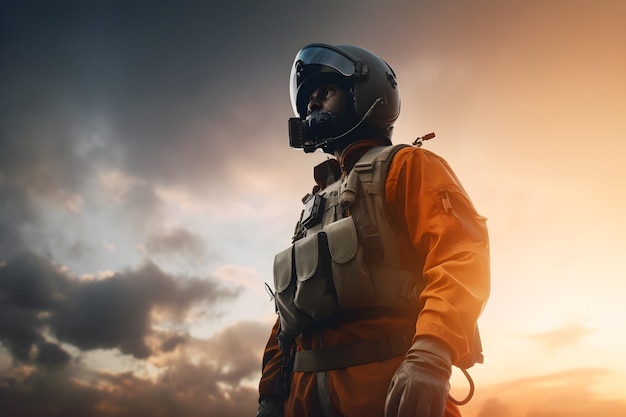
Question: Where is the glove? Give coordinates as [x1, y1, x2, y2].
[256, 398, 284, 417]
[385, 336, 452, 417]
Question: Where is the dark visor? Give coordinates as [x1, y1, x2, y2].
[294, 44, 362, 77]
[290, 44, 364, 117]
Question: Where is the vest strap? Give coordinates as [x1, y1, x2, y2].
[292, 331, 412, 372]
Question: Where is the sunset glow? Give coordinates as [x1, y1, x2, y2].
[1, 1, 625, 416]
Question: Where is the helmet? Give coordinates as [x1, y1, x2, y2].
[289, 43, 400, 130]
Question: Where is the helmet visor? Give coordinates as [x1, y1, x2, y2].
[290, 44, 363, 117]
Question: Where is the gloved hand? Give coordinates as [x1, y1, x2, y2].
[256, 398, 284, 417]
[385, 336, 452, 417]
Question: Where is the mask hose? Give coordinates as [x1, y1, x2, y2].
[289, 98, 383, 152]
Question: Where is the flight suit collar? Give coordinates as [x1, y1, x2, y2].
[338, 140, 387, 174]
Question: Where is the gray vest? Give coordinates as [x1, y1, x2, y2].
[273, 145, 424, 337]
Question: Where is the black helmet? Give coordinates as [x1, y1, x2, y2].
[289, 43, 400, 130]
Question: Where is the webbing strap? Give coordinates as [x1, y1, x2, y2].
[316, 371, 337, 417]
[293, 332, 412, 372]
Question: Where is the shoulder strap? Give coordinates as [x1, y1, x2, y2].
[353, 144, 412, 234]
[352, 144, 410, 181]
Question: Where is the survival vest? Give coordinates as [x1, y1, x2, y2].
[273, 144, 425, 338]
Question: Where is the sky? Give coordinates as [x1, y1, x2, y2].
[1, 1, 625, 416]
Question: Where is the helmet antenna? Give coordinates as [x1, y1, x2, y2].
[412, 132, 436, 147]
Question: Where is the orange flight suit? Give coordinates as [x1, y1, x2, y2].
[259, 143, 490, 417]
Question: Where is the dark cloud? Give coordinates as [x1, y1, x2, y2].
[0, 252, 70, 360]
[0, 185, 35, 259]
[145, 227, 210, 262]
[118, 183, 165, 233]
[160, 333, 189, 353]
[0, 250, 257, 416]
[0, 251, 239, 361]
[205, 321, 270, 386]
[0, 303, 44, 362]
[0, 320, 268, 417]
[35, 342, 72, 368]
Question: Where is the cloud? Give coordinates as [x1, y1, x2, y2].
[0, 250, 266, 416]
[529, 323, 595, 351]
[0, 320, 268, 417]
[213, 264, 267, 292]
[145, 227, 212, 262]
[469, 368, 626, 417]
[0, 251, 239, 361]
[203, 321, 269, 385]
[2, 1, 625, 416]
[160, 333, 189, 353]
[35, 342, 72, 368]
[0, 184, 35, 259]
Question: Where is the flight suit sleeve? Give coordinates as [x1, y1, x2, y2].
[385, 147, 490, 368]
[258, 318, 284, 400]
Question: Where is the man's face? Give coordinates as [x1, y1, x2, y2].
[307, 84, 349, 116]
[304, 83, 359, 155]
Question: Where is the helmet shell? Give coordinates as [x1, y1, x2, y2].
[289, 44, 400, 129]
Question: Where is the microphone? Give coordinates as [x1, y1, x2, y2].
[314, 97, 383, 150]
[288, 98, 383, 152]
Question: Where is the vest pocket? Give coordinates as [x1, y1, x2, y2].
[273, 246, 315, 336]
[326, 216, 374, 310]
[293, 232, 341, 322]
[273, 216, 376, 336]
